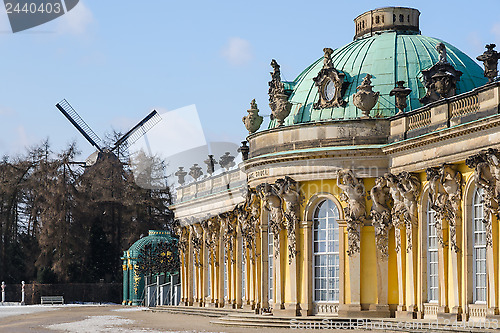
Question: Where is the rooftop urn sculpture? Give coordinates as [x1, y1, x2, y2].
[477, 44, 500, 82]
[188, 163, 203, 181]
[353, 74, 380, 118]
[204, 155, 217, 176]
[242, 99, 263, 134]
[219, 152, 235, 170]
[174, 166, 187, 185]
[420, 43, 463, 104]
[268, 59, 292, 127]
[389, 81, 412, 114]
[238, 141, 249, 161]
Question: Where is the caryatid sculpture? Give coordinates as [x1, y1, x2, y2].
[336, 169, 366, 256]
[398, 172, 421, 252]
[385, 172, 420, 253]
[257, 182, 284, 256]
[276, 176, 300, 264]
[235, 187, 261, 263]
[426, 165, 462, 252]
[190, 224, 203, 267]
[201, 217, 220, 265]
[440, 164, 462, 253]
[370, 176, 392, 259]
[466, 149, 500, 248]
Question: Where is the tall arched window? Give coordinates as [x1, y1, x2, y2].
[427, 201, 439, 303]
[313, 199, 340, 302]
[473, 188, 487, 304]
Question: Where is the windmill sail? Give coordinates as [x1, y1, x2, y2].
[111, 110, 161, 151]
[56, 99, 103, 152]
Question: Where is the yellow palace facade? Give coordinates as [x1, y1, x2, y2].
[170, 7, 500, 320]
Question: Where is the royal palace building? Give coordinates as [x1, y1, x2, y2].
[170, 7, 500, 321]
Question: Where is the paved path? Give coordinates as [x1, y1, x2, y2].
[0, 304, 341, 333]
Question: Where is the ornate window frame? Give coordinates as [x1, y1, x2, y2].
[463, 176, 488, 319]
[304, 193, 344, 315]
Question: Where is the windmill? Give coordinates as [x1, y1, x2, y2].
[55, 99, 161, 167]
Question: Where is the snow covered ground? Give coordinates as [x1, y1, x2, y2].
[0, 304, 59, 318]
[45, 315, 225, 333]
[0, 303, 112, 319]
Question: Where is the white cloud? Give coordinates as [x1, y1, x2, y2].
[221, 37, 254, 66]
[57, 1, 94, 35]
[492, 23, 500, 44]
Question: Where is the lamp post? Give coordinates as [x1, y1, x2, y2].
[1, 282, 5, 304]
[21, 281, 25, 305]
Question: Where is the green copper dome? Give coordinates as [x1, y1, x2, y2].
[273, 31, 487, 127]
[126, 230, 175, 258]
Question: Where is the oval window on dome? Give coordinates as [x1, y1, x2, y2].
[325, 79, 336, 101]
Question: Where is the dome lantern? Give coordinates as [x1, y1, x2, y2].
[354, 7, 420, 40]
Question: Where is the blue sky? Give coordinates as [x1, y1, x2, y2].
[0, 0, 499, 160]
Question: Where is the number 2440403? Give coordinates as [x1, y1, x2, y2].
[5, 2, 62, 14]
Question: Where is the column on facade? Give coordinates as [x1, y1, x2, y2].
[187, 229, 194, 306]
[373, 235, 389, 313]
[260, 216, 269, 312]
[274, 230, 284, 310]
[128, 262, 134, 305]
[486, 213, 497, 315]
[406, 224, 417, 315]
[395, 225, 406, 313]
[338, 221, 362, 316]
[300, 220, 313, 316]
[285, 219, 300, 315]
[217, 226, 224, 308]
[449, 219, 462, 315]
[122, 261, 129, 305]
[235, 228, 243, 308]
[202, 228, 209, 305]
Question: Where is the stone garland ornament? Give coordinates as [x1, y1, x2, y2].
[420, 43, 463, 105]
[426, 164, 462, 252]
[268, 59, 292, 127]
[466, 148, 500, 248]
[336, 169, 366, 256]
[477, 44, 500, 83]
[242, 99, 263, 134]
[385, 172, 420, 253]
[369, 176, 392, 260]
[257, 181, 284, 257]
[389, 81, 412, 115]
[353, 74, 380, 118]
[276, 176, 300, 264]
[313, 48, 348, 109]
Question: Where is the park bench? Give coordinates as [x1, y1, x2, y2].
[40, 296, 64, 305]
